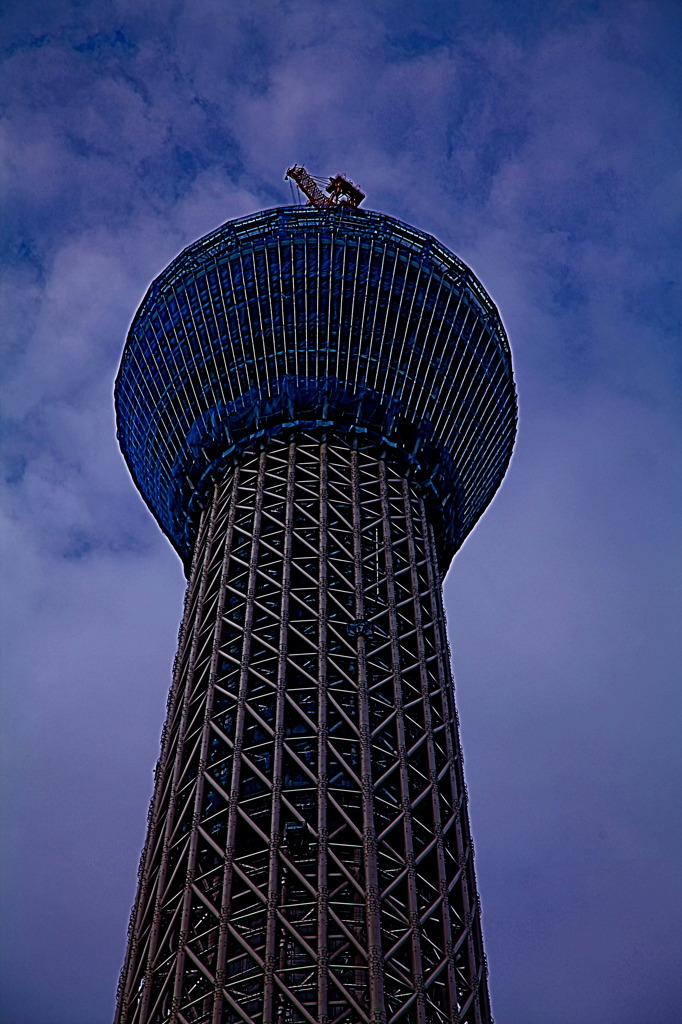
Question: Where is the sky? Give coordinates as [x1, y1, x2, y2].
[1, 1, 681, 1022]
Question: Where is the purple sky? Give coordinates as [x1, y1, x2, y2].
[1, 2, 681, 1022]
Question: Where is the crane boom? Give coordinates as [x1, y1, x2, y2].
[285, 165, 332, 208]
[286, 165, 366, 208]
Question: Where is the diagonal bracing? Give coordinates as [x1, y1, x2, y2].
[116, 433, 491, 1024]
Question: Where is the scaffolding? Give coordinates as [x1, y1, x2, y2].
[115, 206, 516, 570]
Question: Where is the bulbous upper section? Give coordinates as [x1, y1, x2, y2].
[116, 205, 516, 569]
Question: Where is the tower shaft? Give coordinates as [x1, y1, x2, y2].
[117, 434, 490, 1024]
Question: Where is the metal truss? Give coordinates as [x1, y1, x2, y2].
[116, 433, 490, 1024]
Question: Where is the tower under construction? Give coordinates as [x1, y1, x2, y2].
[114, 178, 517, 1024]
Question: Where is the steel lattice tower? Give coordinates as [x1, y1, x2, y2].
[114, 204, 517, 1024]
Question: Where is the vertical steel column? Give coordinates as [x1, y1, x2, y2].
[170, 472, 240, 1016]
[212, 452, 267, 1023]
[401, 480, 459, 1018]
[137, 489, 221, 1023]
[420, 507, 490, 1024]
[116, 500, 212, 1022]
[378, 461, 427, 1024]
[351, 448, 387, 1024]
[317, 441, 329, 1024]
[262, 443, 295, 1022]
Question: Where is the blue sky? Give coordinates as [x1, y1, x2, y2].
[1, 1, 681, 1022]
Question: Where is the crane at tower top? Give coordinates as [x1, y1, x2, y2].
[285, 164, 366, 208]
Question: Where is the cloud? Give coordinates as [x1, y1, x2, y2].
[1, 1, 680, 1021]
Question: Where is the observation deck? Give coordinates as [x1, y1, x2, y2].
[116, 205, 517, 569]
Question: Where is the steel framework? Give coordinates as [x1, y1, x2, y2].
[114, 204, 516, 1024]
[117, 435, 489, 1024]
[285, 166, 366, 209]
[115, 206, 516, 570]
